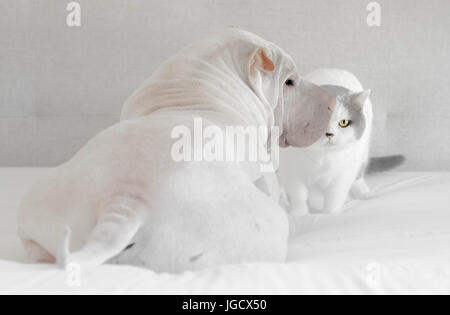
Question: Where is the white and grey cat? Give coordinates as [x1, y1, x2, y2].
[278, 69, 404, 217]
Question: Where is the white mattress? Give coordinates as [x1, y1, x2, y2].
[1, 168, 450, 294]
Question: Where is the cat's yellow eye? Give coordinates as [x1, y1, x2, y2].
[339, 120, 351, 128]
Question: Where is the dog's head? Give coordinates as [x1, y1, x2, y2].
[213, 28, 335, 148]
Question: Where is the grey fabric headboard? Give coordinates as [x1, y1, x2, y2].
[1, 0, 449, 170]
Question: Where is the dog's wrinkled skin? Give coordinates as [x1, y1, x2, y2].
[18, 29, 334, 273]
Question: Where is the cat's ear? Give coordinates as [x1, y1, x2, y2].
[351, 90, 371, 109]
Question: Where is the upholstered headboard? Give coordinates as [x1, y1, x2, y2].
[1, 0, 449, 170]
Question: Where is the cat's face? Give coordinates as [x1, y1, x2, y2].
[313, 90, 371, 148]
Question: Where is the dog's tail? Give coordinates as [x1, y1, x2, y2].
[366, 155, 406, 174]
[55, 203, 142, 269]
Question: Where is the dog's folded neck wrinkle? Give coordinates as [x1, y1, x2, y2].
[145, 73, 269, 128]
[201, 57, 273, 127]
[121, 34, 277, 128]
[124, 243, 136, 251]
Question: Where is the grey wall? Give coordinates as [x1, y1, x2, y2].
[1, 0, 449, 170]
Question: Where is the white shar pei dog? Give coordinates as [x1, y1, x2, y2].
[18, 29, 335, 272]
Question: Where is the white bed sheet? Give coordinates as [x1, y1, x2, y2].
[1, 168, 449, 294]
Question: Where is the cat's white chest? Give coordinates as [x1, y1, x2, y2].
[304, 147, 361, 186]
[312, 152, 347, 185]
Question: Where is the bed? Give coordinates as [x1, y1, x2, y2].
[1, 168, 449, 294]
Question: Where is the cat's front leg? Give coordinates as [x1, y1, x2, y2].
[286, 183, 310, 237]
[323, 177, 354, 214]
[351, 178, 374, 200]
[287, 182, 310, 216]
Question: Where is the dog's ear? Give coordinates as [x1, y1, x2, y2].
[249, 48, 275, 74]
[248, 47, 278, 119]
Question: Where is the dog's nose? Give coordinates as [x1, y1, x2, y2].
[326, 132, 334, 138]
